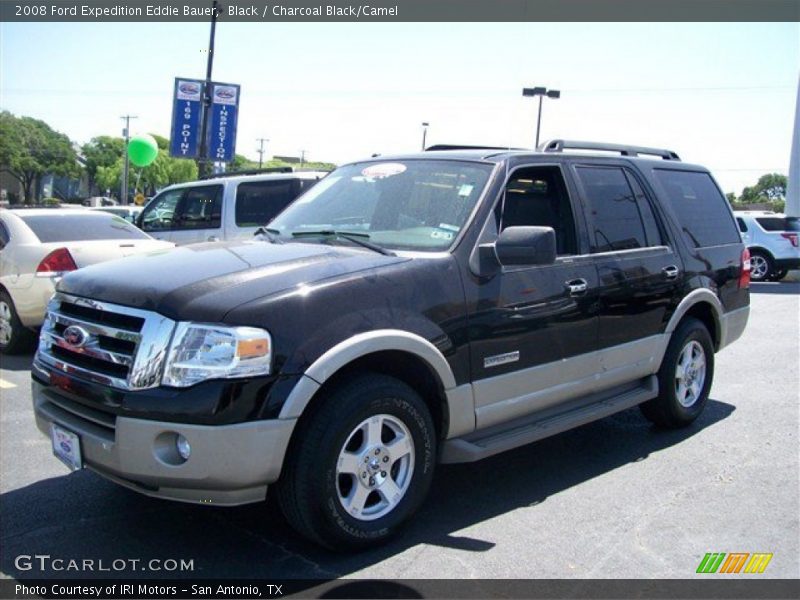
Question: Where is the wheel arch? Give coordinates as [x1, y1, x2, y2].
[664, 289, 723, 351]
[279, 330, 474, 440]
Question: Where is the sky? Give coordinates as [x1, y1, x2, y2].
[1, 21, 798, 195]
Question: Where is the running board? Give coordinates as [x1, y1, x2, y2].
[440, 375, 658, 464]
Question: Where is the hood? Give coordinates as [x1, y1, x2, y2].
[57, 240, 409, 322]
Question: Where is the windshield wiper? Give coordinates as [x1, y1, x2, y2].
[254, 226, 283, 244]
[291, 230, 395, 256]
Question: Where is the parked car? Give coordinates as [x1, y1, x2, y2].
[89, 205, 143, 224]
[137, 169, 327, 245]
[31, 141, 749, 550]
[734, 211, 800, 281]
[82, 196, 118, 207]
[0, 209, 174, 353]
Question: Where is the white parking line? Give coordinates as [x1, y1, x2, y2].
[0, 378, 17, 389]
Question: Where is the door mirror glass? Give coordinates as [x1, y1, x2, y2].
[495, 226, 557, 267]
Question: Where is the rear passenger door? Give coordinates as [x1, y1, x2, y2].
[572, 163, 682, 358]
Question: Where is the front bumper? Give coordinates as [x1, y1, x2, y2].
[32, 380, 296, 506]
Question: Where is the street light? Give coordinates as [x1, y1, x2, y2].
[522, 87, 560, 148]
[421, 122, 430, 151]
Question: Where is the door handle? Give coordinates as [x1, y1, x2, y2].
[565, 278, 588, 295]
[662, 265, 680, 279]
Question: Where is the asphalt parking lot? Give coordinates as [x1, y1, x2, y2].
[1, 283, 798, 583]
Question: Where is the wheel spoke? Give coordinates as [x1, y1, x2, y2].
[676, 380, 687, 401]
[337, 451, 361, 476]
[344, 481, 371, 518]
[365, 416, 383, 447]
[379, 477, 403, 505]
[385, 434, 413, 463]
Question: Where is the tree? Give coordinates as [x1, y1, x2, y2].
[82, 136, 124, 192]
[753, 173, 787, 201]
[0, 111, 80, 203]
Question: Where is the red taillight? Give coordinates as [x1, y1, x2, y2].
[780, 233, 799, 247]
[36, 248, 78, 276]
[738, 248, 751, 289]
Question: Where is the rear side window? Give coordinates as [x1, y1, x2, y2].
[736, 217, 748, 232]
[654, 170, 739, 247]
[235, 180, 298, 227]
[576, 166, 660, 252]
[756, 217, 800, 232]
[175, 185, 222, 230]
[21, 214, 150, 242]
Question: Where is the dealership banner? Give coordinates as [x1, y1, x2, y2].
[169, 78, 203, 159]
[1, 0, 798, 22]
[206, 83, 240, 163]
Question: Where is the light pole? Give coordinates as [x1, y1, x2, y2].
[197, 0, 218, 179]
[256, 137, 269, 169]
[120, 114, 137, 205]
[421, 122, 429, 151]
[522, 87, 560, 148]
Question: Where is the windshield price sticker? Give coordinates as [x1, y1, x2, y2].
[361, 163, 407, 180]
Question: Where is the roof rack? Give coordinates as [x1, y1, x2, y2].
[425, 144, 527, 152]
[538, 140, 680, 161]
[200, 166, 294, 180]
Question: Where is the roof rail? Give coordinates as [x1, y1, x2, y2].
[538, 140, 680, 161]
[200, 166, 294, 179]
[425, 144, 527, 152]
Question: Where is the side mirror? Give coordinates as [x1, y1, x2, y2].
[495, 226, 557, 267]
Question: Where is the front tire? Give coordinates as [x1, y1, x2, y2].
[768, 268, 788, 282]
[640, 317, 714, 428]
[0, 291, 35, 355]
[276, 374, 436, 550]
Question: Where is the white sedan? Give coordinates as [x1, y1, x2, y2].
[0, 208, 175, 353]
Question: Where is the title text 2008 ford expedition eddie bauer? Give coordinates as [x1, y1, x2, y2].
[32, 140, 750, 550]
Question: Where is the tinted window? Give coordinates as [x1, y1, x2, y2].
[175, 185, 222, 230]
[141, 188, 183, 231]
[235, 180, 297, 227]
[0, 220, 9, 248]
[654, 170, 740, 247]
[736, 217, 748, 232]
[577, 166, 649, 252]
[21, 214, 150, 242]
[756, 217, 800, 232]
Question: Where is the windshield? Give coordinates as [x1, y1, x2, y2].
[268, 160, 494, 251]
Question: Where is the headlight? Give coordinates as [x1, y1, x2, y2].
[162, 323, 272, 388]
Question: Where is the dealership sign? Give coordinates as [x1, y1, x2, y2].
[207, 83, 240, 162]
[169, 78, 240, 162]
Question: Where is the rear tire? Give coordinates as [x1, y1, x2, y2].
[748, 250, 773, 282]
[276, 374, 436, 550]
[0, 291, 35, 355]
[640, 317, 714, 428]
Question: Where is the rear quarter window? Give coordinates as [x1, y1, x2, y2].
[653, 170, 740, 247]
[756, 217, 800, 232]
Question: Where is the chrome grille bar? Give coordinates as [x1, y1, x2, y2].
[35, 293, 176, 391]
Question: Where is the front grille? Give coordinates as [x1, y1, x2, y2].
[36, 293, 176, 391]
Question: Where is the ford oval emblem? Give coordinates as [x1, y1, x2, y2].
[63, 325, 89, 348]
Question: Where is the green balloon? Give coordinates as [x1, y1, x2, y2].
[128, 134, 158, 167]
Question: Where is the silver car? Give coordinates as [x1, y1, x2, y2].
[734, 211, 800, 281]
[0, 209, 174, 353]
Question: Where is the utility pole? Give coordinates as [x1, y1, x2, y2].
[197, 0, 218, 178]
[299, 150, 306, 168]
[120, 114, 137, 205]
[421, 122, 429, 151]
[256, 138, 269, 169]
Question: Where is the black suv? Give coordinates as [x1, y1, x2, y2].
[31, 140, 750, 550]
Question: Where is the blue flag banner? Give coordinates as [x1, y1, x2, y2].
[207, 82, 240, 162]
[169, 78, 203, 158]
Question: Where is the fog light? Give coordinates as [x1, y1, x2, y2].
[176, 434, 191, 460]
